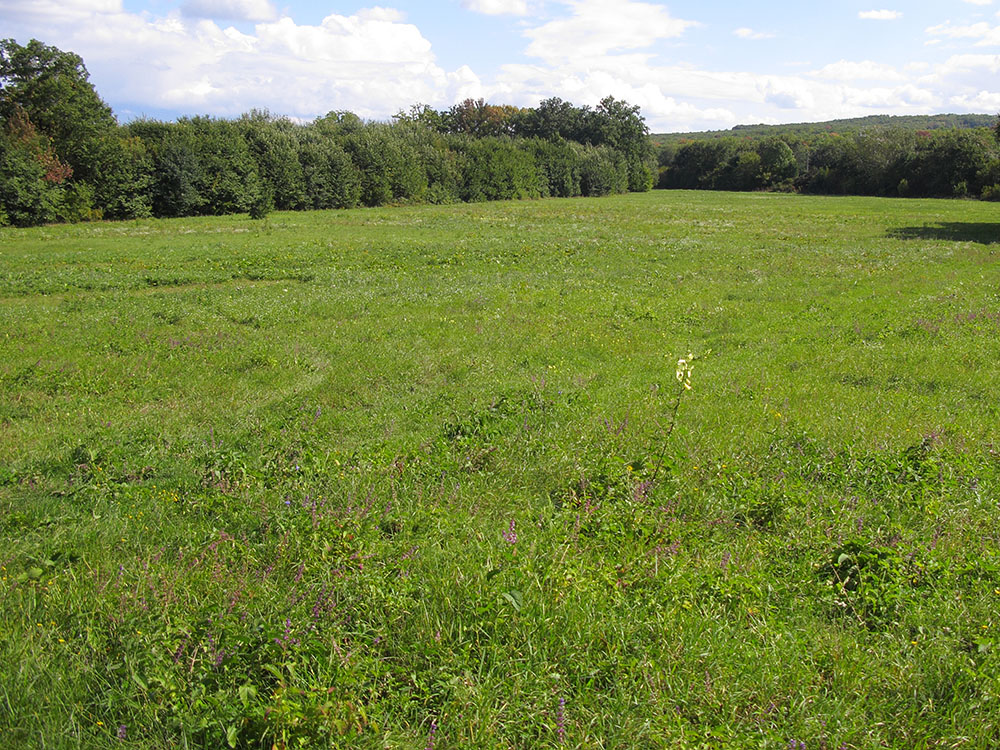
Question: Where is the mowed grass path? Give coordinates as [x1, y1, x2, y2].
[1, 192, 998, 748]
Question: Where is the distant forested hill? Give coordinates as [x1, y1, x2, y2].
[650, 112, 1000, 199]
[652, 114, 996, 145]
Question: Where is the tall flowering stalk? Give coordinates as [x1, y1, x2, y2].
[650, 351, 707, 483]
[502, 519, 518, 556]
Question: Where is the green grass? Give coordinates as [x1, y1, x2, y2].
[1, 191, 999, 749]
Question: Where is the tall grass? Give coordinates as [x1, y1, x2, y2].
[1, 191, 998, 748]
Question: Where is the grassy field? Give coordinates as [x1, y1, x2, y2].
[1, 191, 999, 749]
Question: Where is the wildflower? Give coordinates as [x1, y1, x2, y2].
[675, 353, 694, 390]
[502, 519, 517, 546]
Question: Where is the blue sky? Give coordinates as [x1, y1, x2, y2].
[3, 0, 1000, 131]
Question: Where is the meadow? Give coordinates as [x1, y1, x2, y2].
[1, 190, 998, 748]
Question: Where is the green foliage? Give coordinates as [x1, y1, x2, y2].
[247, 188, 273, 220]
[297, 135, 361, 210]
[0, 37, 117, 185]
[902, 129, 995, 197]
[0, 120, 61, 225]
[444, 98, 521, 137]
[457, 137, 542, 202]
[401, 124, 464, 204]
[1, 38, 653, 224]
[516, 96, 582, 141]
[345, 124, 427, 206]
[528, 137, 581, 198]
[655, 112, 998, 144]
[577, 144, 628, 196]
[183, 116, 262, 215]
[88, 133, 153, 219]
[980, 183, 1000, 201]
[239, 111, 306, 211]
[129, 118, 206, 217]
[53, 180, 98, 222]
[128, 117, 262, 217]
[662, 126, 1000, 199]
[757, 137, 797, 184]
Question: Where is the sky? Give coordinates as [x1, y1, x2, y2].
[3, 0, 1000, 132]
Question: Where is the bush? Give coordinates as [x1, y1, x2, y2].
[980, 184, 1000, 201]
[0, 128, 61, 226]
[345, 125, 427, 207]
[247, 189, 273, 220]
[239, 113, 307, 211]
[528, 138, 580, 198]
[458, 138, 542, 202]
[54, 181, 99, 223]
[298, 138, 361, 210]
[578, 145, 627, 196]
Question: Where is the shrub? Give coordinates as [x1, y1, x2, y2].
[980, 184, 1000, 201]
[578, 145, 627, 196]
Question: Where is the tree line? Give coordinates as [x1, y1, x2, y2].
[656, 127, 1000, 199]
[0, 39, 655, 227]
[6, 38, 1000, 228]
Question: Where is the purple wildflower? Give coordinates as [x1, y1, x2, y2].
[502, 519, 517, 546]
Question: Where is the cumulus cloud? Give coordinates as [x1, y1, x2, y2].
[523, 0, 697, 63]
[480, 24, 965, 129]
[4, 0, 1000, 134]
[0, 1, 477, 120]
[926, 21, 1000, 45]
[859, 10, 902, 20]
[460, 0, 529, 15]
[950, 90, 1000, 108]
[181, 0, 278, 22]
[930, 52, 1000, 75]
[810, 60, 905, 81]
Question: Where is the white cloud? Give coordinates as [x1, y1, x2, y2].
[4, 0, 999, 134]
[181, 0, 277, 22]
[523, 0, 697, 63]
[460, 0, 529, 15]
[859, 10, 902, 20]
[733, 28, 774, 40]
[355, 7, 408, 23]
[488, 60, 737, 131]
[961, 0, 992, 5]
[926, 21, 1000, 45]
[0, 1, 476, 120]
[950, 90, 1000, 108]
[0, 0, 121, 20]
[930, 52, 1000, 75]
[810, 60, 905, 82]
[486, 54, 949, 132]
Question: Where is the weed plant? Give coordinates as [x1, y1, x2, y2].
[1, 192, 999, 748]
